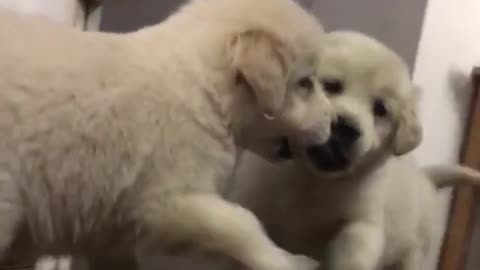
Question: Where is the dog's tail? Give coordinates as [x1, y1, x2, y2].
[424, 165, 480, 188]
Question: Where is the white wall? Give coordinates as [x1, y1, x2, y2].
[0, 0, 84, 27]
[412, 0, 480, 269]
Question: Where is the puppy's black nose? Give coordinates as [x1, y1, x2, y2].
[305, 116, 360, 172]
[331, 115, 361, 146]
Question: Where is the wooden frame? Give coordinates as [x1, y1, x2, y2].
[439, 66, 480, 270]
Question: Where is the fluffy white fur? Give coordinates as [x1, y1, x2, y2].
[227, 31, 448, 270]
[231, 153, 480, 270]
[0, 1, 333, 269]
[25, 32, 480, 270]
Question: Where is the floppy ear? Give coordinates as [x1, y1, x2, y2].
[230, 30, 292, 117]
[392, 86, 423, 155]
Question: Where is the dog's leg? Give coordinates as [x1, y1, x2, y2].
[327, 222, 384, 270]
[138, 193, 319, 270]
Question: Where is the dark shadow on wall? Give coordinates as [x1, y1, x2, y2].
[311, 0, 428, 70]
[100, 0, 185, 33]
[100, 0, 427, 70]
[100, 0, 315, 33]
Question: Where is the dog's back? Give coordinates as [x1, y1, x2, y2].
[0, 10, 161, 256]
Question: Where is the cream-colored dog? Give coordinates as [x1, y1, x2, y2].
[231, 152, 480, 270]
[0, 0, 333, 269]
[227, 31, 471, 270]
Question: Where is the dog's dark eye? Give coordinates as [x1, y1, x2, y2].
[373, 98, 388, 117]
[322, 79, 343, 95]
[297, 76, 314, 96]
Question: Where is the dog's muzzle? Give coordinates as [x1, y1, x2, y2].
[306, 116, 361, 172]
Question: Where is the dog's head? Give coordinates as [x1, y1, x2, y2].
[202, 0, 335, 162]
[297, 31, 422, 176]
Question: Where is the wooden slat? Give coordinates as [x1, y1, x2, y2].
[439, 67, 480, 270]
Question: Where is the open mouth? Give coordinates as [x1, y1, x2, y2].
[306, 138, 351, 172]
[272, 136, 293, 161]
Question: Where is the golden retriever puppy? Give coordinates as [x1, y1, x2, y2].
[228, 31, 441, 270]
[0, 0, 332, 269]
[230, 153, 480, 270]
